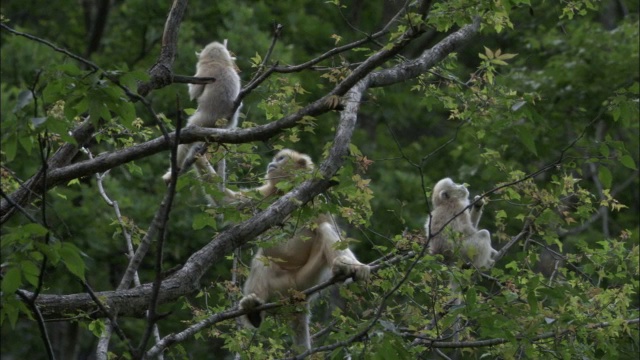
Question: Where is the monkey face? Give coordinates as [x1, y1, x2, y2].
[265, 149, 313, 185]
[434, 178, 469, 205]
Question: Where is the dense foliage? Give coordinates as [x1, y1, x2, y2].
[1, 0, 638, 359]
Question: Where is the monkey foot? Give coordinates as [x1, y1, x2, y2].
[332, 256, 371, 282]
[239, 293, 264, 328]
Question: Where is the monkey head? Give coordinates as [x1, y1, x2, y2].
[264, 149, 314, 188]
[196, 41, 235, 65]
[432, 177, 469, 207]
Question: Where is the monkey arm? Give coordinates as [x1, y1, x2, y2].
[316, 222, 370, 282]
[469, 195, 486, 229]
[462, 229, 497, 269]
[187, 83, 204, 101]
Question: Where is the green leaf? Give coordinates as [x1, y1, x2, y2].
[20, 261, 41, 288]
[3, 134, 17, 162]
[527, 290, 538, 315]
[56, 63, 84, 76]
[466, 287, 477, 308]
[497, 53, 518, 60]
[35, 242, 61, 265]
[18, 134, 34, 155]
[484, 46, 494, 59]
[22, 223, 49, 237]
[88, 319, 106, 337]
[491, 59, 509, 66]
[120, 70, 150, 90]
[516, 127, 537, 156]
[598, 166, 612, 189]
[599, 144, 610, 158]
[1, 297, 23, 328]
[1, 267, 21, 294]
[619, 155, 637, 170]
[60, 243, 86, 280]
[192, 213, 217, 230]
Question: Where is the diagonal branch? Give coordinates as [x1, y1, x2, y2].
[136, 0, 189, 96]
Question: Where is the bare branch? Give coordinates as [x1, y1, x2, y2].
[83, 281, 137, 357]
[137, 0, 189, 96]
[137, 99, 182, 358]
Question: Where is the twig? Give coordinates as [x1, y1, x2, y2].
[0, 23, 170, 139]
[247, 22, 283, 86]
[15, 290, 55, 360]
[83, 281, 137, 357]
[407, 318, 640, 348]
[137, 97, 182, 357]
[91, 143, 164, 359]
[0, 23, 100, 70]
[0, 189, 40, 224]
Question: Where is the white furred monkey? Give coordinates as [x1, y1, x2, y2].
[425, 178, 498, 269]
[162, 41, 241, 183]
[233, 149, 370, 350]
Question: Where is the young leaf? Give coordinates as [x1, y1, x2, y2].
[619, 155, 637, 170]
[598, 166, 612, 189]
[60, 243, 86, 280]
[1, 267, 22, 294]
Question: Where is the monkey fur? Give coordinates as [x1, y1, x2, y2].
[235, 149, 370, 350]
[425, 177, 498, 269]
[162, 41, 241, 183]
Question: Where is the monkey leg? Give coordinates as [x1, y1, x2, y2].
[193, 151, 218, 182]
[291, 303, 311, 350]
[240, 253, 275, 328]
[161, 143, 191, 183]
[316, 222, 370, 282]
[239, 293, 264, 328]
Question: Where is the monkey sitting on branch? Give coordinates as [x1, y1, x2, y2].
[162, 41, 241, 184]
[425, 177, 498, 269]
[228, 149, 371, 350]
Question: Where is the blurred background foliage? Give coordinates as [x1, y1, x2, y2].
[1, 0, 638, 358]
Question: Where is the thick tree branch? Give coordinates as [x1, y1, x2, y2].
[137, 0, 188, 96]
[369, 17, 481, 88]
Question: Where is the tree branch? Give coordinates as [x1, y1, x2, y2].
[136, 0, 188, 96]
[407, 317, 640, 348]
[0, 118, 95, 223]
